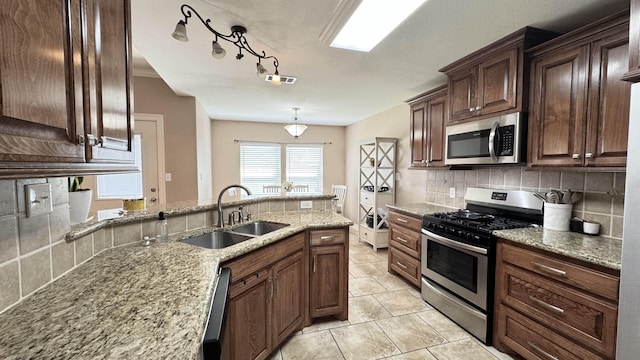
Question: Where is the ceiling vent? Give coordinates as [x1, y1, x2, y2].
[265, 75, 298, 84]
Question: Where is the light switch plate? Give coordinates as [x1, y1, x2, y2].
[165, 173, 172, 182]
[300, 200, 313, 209]
[449, 187, 456, 199]
[25, 183, 53, 217]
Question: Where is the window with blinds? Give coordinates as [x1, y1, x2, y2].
[239, 143, 324, 196]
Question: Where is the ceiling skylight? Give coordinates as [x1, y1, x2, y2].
[330, 0, 427, 52]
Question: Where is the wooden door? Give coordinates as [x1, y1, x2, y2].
[528, 44, 589, 166]
[586, 28, 630, 167]
[448, 68, 477, 122]
[272, 250, 304, 346]
[83, 0, 134, 164]
[409, 101, 427, 168]
[477, 48, 518, 115]
[223, 269, 272, 360]
[425, 94, 447, 167]
[0, 0, 85, 164]
[309, 245, 345, 318]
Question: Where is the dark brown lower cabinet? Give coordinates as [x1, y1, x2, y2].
[309, 228, 348, 320]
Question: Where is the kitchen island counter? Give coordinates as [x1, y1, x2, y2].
[386, 203, 453, 217]
[0, 211, 351, 359]
[494, 227, 622, 271]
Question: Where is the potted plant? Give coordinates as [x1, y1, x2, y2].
[68, 176, 92, 224]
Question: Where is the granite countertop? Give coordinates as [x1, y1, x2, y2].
[386, 203, 454, 217]
[0, 211, 352, 359]
[494, 227, 622, 271]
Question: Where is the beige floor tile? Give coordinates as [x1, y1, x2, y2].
[269, 348, 283, 360]
[475, 340, 515, 360]
[350, 262, 384, 277]
[372, 249, 389, 261]
[330, 322, 401, 360]
[417, 310, 471, 342]
[377, 313, 446, 352]
[372, 260, 389, 273]
[406, 285, 423, 299]
[385, 348, 438, 360]
[373, 273, 412, 291]
[427, 338, 499, 360]
[280, 330, 345, 359]
[348, 295, 392, 324]
[350, 253, 381, 264]
[302, 319, 350, 333]
[349, 277, 388, 296]
[374, 289, 432, 315]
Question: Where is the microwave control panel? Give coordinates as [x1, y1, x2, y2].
[498, 125, 515, 156]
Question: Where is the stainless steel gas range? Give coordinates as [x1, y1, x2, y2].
[420, 188, 543, 344]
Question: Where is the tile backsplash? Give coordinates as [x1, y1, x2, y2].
[424, 168, 625, 239]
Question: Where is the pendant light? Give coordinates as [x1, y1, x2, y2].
[284, 107, 307, 140]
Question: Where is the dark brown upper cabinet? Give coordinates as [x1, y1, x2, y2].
[528, 12, 630, 169]
[0, 0, 134, 179]
[440, 27, 557, 124]
[407, 86, 448, 169]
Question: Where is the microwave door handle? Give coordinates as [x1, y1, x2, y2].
[488, 122, 499, 161]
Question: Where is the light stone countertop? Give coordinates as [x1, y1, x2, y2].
[494, 227, 622, 271]
[386, 203, 454, 218]
[0, 211, 352, 359]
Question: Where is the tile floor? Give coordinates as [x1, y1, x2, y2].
[269, 234, 516, 360]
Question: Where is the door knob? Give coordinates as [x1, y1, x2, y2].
[150, 197, 157, 202]
[150, 188, 156, 192]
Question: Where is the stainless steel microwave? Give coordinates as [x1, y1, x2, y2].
[445, 113, 526, 165]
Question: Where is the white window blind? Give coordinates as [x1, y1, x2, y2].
[286, 144, 323, 194]
[240, 143, 281, 196]
[97, 134, 143, 199]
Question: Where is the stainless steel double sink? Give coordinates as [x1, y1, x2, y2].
[181, 221, 289, 249]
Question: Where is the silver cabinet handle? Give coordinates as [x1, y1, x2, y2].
[531, 262, 567, 277]
[396, 218, 408, 223]
[527, 341, 559, 360]
[585, 153, 594, 159]
[320, 235, 335, 241]
[396, 236, 409, 243]
[475, 106, 481, 110]
[529, 296, 565, 315]
[469, 107, 475, 112]
[572, 153, 581, 159]
[396, 261, 408, 269]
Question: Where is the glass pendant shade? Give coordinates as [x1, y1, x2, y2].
[271, 70, 281, 85]
[284, 123, 308, 139]
[211, 41, 226, 59]
[172, 20, 189, 42]
[256, 63, 268, 77]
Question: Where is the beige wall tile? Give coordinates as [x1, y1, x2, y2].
[427, 170, 436, 181]
[49, 177, 68, 205]
[561, 172, 585, 191]
[75, 235, 93, 264]
[187, 212, 205, 230]
[584, 192, 612, 214]
[52, 241, 74, 278]
[464, 170, 476, 187]
[489, 168, 505, 188]
[0, 216, 18, 264]
[269, 200, 285, 212]
[614, 172, 626, 192]
[586, 172, 613, 192]
[0, 261, 20, 312]
[142, 219, 156, 239]
[504, 168, 521, 187]
[17, 214, 50, 254]
[243, 204, 258, 219]
[582, 213, 611, 237]
[20, 248, 51, 296]
[50, 204, 71, 243]
[521, 170, 539, 188]
[167, 215, 186, 235]
[113, 222, 142, 246]
[613, 195, 625, 216]
[476, 169, 490, 186]
[93, 229, 110, 254]
[0, 180, 16, 217]
[259, 201, 269, 214]
[540, 171, 560, 190]
[312, 200, 325, 211]
[612, 216, 624, 239]
[285, 200, 299, 212]
[204, 210, 213, 226]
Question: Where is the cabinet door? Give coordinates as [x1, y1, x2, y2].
[224, 269, 272, 360]
[272, 250, 304, 346]
[310, 245, 345, 318]
[409, 101, 427, 168]
[0, 0, 85, 163]
[83, 0, 133, 164]
[586, 29, 630, 167]
[477, 48, 518, 115]
[425, 94, 447, 167]
[529, 45, 589, 166]
[448, 68, 477, 122]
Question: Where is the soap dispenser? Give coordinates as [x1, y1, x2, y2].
[156, 212, 168, 242]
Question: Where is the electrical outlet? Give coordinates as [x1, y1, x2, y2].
[228, 188, 236, 196]
[449, 187, 456, 199]
[300, 200, 312, 209]
[26, 183, 53, 217]
[165, 173, 172, 182]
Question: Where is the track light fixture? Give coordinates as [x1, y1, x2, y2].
[172, 4, 281, 83]
[284, 108, 308, 140]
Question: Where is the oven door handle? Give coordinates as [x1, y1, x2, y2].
[488, 121, 500, 162]
[421, 229, 488, 255]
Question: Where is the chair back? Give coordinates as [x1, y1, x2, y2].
[263, 185, 281, 193]
[291, 184, 309, 192]
[331, 185, 347, 212]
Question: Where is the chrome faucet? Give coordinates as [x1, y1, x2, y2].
[217, 185, 252, 227]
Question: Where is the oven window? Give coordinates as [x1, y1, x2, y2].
[426, 241, 477, 292]
[447, 129, 490, 159]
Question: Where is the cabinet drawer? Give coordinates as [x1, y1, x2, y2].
[388, 247, 420, 286]
[388, 211, 421, 232]
[496, 305, 602, 360]
[389, 225, 420, 258]
[499, 263, 618, 358]
[310, 229, 345, 246]
[360, 190, 393, 207]
[500, 242, 619, 301]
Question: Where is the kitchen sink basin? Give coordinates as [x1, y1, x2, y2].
[181, 231, 254, 249]
[230, 221, 289, 236]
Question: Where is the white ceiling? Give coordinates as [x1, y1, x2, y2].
[130, 0, 628, 126]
